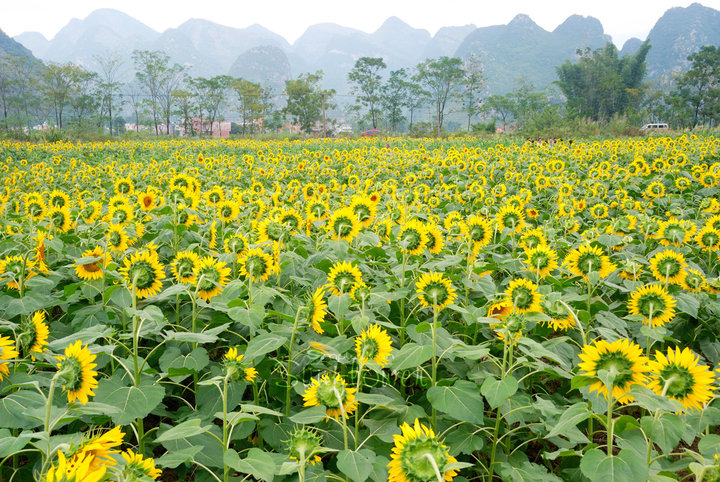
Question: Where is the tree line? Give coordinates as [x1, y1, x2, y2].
[0, 42, 718, 137]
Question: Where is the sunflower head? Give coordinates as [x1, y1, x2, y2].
[399, 219, 428, 255]
[171, 250, 200, 284]
[75, 246, 104, 281]
[0, 335, 20, 381]
[355, 324, 393, 367]
[627, 284, 676, 327]
[0, 254, 37, 290]
[56, 340, 98, 405]
[306, 287, 327, 334]
[239, 248, 275, 282]
[388, 419, 458, 482]
[416, 272, 457, 311]
[524, 245, 558, 278]
[565, 244, 616, 280]
[504, 278, 542, 313]
[46, 450, 106, 482]
[302, 373, 357, 420]
[223, 348, 258, 382]
[649, 249, 688, 285]
[120, 249, 165, 299]
[194, 256, 231, 302]
[326, 261, 363, 296]
[646, 347, 716, 412]
[120, 450, 162, 480]
[287, 427, 324, 467]
[577, 338, 649, 404]
[18, 311, 49, 360]
[327, 207, 361, 242]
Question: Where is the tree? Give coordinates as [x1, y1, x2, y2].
[347, 57, 386, 129]
[94, 52, 124, 136]
[232, 78, 271, 134]
[192, 75, 232, 135]
[124, 81, 146, 132]
[667, 45, 720, 128]
[461, 54, 485, 131]
[483, 94, 515, 131]
[555, 41, 651, 120]
[172, 89, 195, 135]
[133, 50, 184, 135]
[284, 71, 335, 134]
[414, 56, 465, 135]
[380, 68, 410, 132]
[41, 62, 89, 129]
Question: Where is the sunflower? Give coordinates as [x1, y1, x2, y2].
[504, 278, 542, 313]
[120, 450, 162, 480]
[34, 229, 51, 273]
[257, 216, 287, 244]
[56, 340, 98, 405]
[67, 425, 125, 474]
[327, 207, 361, 242]
[423, 222, 444, 255]
[223, 233, 248, 258]
[463, 215, 493, 253]
[488, 298, 512, 320]
[577, 338, 649, 404]
[217, 200, 239, 223]
[106, 224, 129, 253]
[238, 248, 275, 282]
[388, 419, 458, 482]
[18, 311, 49, 360]
[302, 373, 357, 420]
[48, 189, 70, 209]
[349, 281, 370, 303]
[120, 249, 165, 299]
[565, 244, 616, 280]
[618, 260, 643, 281]
[695, 225, 720, 252]
[657, 217, 695, 247]
[79, 200, 102, 224]
[0, 254, 36, 290]
[627, 284, 676, 327]
[109, 203, 134, 225]
[223, 347, 258, 382]
[649, 249, 688, 285]
[137, 190, 160, 211]
[75, 246, 104, 281]
[194, 256, 231, 302]
[26, 196, 46, 221]
[306, 198, 329, 220]
[171, 250, 200, 284]
[279, 208, 304, 233]
[682, 268, 706, 293]
[0, 335, 19, 381]
[355, 324, 392, 367]
[495, 204, 526, 233]
[47, 206, 72, 233]
[416, 272, 457, 311]
[46, 451, 106, 482]
[288, 427, 324, 467]
[114, 177, 134, 195]
[646, 347, 716, 412]
[306, 287, 328, 334]
[204, 186, 224, 206]
[524, 245, 558, 278]
[349, 196, 377, 228]
[399, 219, 428, 256]
[541, 298, 575, 331]
[518, 227, 547, 250]
[326, 261, 363, 296]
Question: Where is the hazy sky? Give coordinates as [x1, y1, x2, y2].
[3, 0, 720, 47]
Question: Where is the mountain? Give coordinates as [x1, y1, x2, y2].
[455, 14, 611, 94]
[228, 45, 291, 94]
[12, 32, 48, 58]
[424, 25, 477, 58]
[633, 2, 720, 79]
[0, 28, 36, 59]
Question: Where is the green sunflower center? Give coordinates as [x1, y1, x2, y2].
[701, 231, 719, 248]
[664, 224, 684, 243]
[469, 225, 487, 242]
[266, 221, 285, 241]
[659, 365, 695, 398]
[685, 272, 703, 289]
[316, 380, 346, 408]
[543, 300, 569, 319]
[109, 231, 122, 247]
[359, 338, 379, 360]
[510, 286, 535, 310]
[246, 255, 269, 278]
[197, 266, 220, 291]
[353, 204, 371, 221]
[656, 257, 681, 277]
[4, 260, 23, 277]
[118, 182, 131, 194]
[176, 258, 195, 279]
[422, 282, 450, 306]
[281, 214, 300, 230]
[530, 251, 550, 269]
[128, 260, 156, 290]
[209, 192, 221, 203]
[227, 237, 245, 253]
[333, 216, 354, 238]
[333, 272, 356, 292]
[310, 203, 325, 217]
[635, 293, 669, 317]
[58, 356, 84, 392]
[577, 252, 602, 275]
[399, 438, 450, 482]
[595, 352, 634, 388]
[114, 209, 128, 224]
[28, 202, 43, 216]
[51, 211, 66, 228]
[501, 212, 520, 229]
[402, 228, 423, 251]
[50, 196, 65, 208]
[221, 206, 233, 218]
[81, 205, 95, 218]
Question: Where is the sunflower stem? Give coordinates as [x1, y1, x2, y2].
[222, 374, 230, 482]
[489, 334, 511, 481]
[607, 394, 615, 457]
[252, 381, 264, 449]
[421, 452, 444, 482]
[334, 387, 349, 450]
[285, 307, 303, 416]
[431, 300, 439, 431]
[399, 249, 407, 345]
[354, 360, 364, 449]
[43, 374, 59, 465]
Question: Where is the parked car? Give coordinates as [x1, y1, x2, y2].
[640, 123, 669, 132]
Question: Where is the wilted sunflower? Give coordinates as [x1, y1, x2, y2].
[75, 246, 104, 281]
[565, 244, 616, 280]
[524, 245, 558, 278]
[504, 278, 542, 313]
[326, 207, 361, 242]
[326, 261, 363, 296]
[618, 259, 643, 281]
[646, 346, 716, 412]
[577, 338, 649, 404]
[18, 311, 49, 360]
[223, 347, 258, 382]
[56, 340, 98, 405]
[649, 249, 688, 285]
[302, 373, 358, 420]
[355, 324, 392, 367]
[416, 272, 457, 311]
[627, 284, 676, 327]
[238, 247, 275, 282]
[194, 256, 231, 302]
[388, 419, 458, 482]
[120, 249, 165, 299]
[306, 287, 328, 334]
[0, 335, 19, 381]
[399, 219, 428, 256]
[120, 450, 162, 480]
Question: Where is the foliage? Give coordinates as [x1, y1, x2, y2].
[347, 57, 387, 129]
[414, 57, 465, 134]
[284, 71, 335, 134]
[666, 45, 720, 128]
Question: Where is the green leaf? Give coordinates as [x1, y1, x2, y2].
[580, 448, 649, 482]
[480, 375, 518, 409]
[93, 375, 165, 425]
[698, 434, 720, 458]
[450, 343, 490, 360]
[355, 393, 395, 406]
[337, 449, 376, 482]
[546, 402, 591, 441]
[240, 404, 284, 417]
[496, 452, 562, 481]
[0, 390, 44, 429]
[640, 414, 684, 454]
[244, 332, 288, 362]
[155, 419, 211, 443]
[391, 343, 433, 370]
[228, 303, 266, 332]
[571, 375, 597, 390]
[162, 330, 218, 344]
[444, 424, 485, 455]
[0, 429, 33, 458]
[48, 325, 113, 351]
[154, 446, 203, 468]
[289, 406, 327, 424]
[675, 293, 699, 318]
[224, 448, 276, 481]
[427, 381, 484, 424]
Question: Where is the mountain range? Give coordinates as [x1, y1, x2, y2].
[5, 3, 720, 96]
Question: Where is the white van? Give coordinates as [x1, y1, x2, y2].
[640, 123, 669, 132]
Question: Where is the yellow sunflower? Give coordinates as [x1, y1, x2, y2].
[495, 204, 526, 233]
[565, 244, 616, 280]
[106, 224, 129, 253]
[171, 250, 200, 284]
[646, 346, 716, 412]
[463, 215, 493, 253]
[541, 298, 575, 331]
[238, 248, 275, 282]
[695, 225, 720, 252]
[355, 324, 393, 367]
[577, 338, 649, 404]
[56, 340, 98, 405]
[194, 256, 231, 302]
[46, 451, 106, 482]
[524, 245, 558, 278]
[120, 249, 165, 299]
[257, 216, 287, 244]
[75, 246, 104, 281]
[217, 200, 239, 223]
[399, 219, 428, 256]
[120, 450, 162, 480]
[327, 207, 361, 242]
[349, 196, 377, 228]
[47, 206, 72, 233]
[0, 335, 19, 381]
[223, 347, 258, 382]
[0, 254, 37, 290]
[649, 249, 688, 285]
[326, 261, 363, 296]
[416, 272, 457, 311]
[302, 373, 357, 420]
[388, 419, 458, 482]
[306, 287, 328, 334]
[19, 311, 49, 360]
[627, 284, 676, 327]
[504, 278, 542, 313]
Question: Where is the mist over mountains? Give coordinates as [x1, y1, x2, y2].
[6, 2, 720, 96]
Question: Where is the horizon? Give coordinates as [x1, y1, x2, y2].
[4, 0, 720, 49]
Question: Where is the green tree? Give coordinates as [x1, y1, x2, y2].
[347, 57, 386, 129]
[172, 89, 195, 135]
[133, 50, 184, 135]
[414, 56, 465, 135]
[192, 75, 233, 135]
[380, 68, 410, 132]
[461, 54, 485, 131]
[232, 78, 271, 134]
[94, 52, 124, 136]
[41, 62, 90, 129]
[555, 42, 651, 120]
[667, 45, 720, 128]
[284, 71, 335, 134]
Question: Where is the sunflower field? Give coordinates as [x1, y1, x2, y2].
[0, 135, 720, 482]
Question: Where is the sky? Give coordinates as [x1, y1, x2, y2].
[3, 0, 720, 47]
